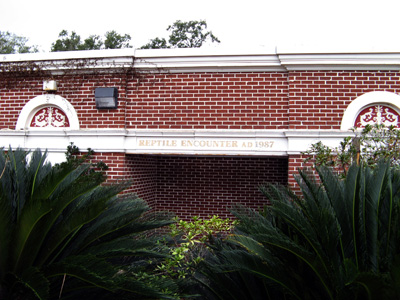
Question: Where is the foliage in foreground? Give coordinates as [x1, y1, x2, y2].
[198, 162, 400, 299]
[0, 148, 177, 299]
[157, 216, 235, 280]
[302, 124, 400, 176]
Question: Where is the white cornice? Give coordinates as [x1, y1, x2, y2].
[0, 129, 352, 161]
[134, 47, 285, 72]
[0, 49, 135, 74]
[2, 46, 400, 72]
[135, 54, 284, 72]
[1, 48, 136, 62]
[278, 53, 400, 70]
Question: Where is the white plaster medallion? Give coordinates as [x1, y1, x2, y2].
[16, 94, 79, 130]
[341, 91, 400, 130]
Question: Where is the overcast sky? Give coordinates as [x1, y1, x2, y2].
[1, 0, 400, 52]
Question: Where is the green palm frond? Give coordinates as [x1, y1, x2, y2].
[0, 148, 175, 299]
[46, 254, 117, 292]
[17, 267, 50, 300]
[199, 162, 400, 299]
[11, 163, 99, 273]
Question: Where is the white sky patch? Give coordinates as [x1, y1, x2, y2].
[1, 0, 400, 52]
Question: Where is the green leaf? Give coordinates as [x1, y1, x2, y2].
[17, 267, 50, 300]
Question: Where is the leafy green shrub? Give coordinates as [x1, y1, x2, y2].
[0, 147, 177, 299]
[156, 216, 235, 280]
[199, 162, 400, 299]
[303, 124, 400, 176]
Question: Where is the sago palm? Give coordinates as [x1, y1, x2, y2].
[0, 148, 177, 299]
[198, 162, 400, 299]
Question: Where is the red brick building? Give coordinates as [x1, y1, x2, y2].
[2, 47, 400, 219]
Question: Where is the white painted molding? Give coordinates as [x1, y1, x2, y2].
[134, 54, 284, 72]
[135, 47, 285, 72]
[1, 48, 136, 62]
[4, 47, 400, 72]
[0, 129, 351, 164]
[136, 48, 400, 72]
[16, 94, 80, 130]
[1, 49, 135, 74]
[341, 91, 400, 130]
[278, 53, 400, 70]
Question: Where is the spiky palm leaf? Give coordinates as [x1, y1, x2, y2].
[0, 148, 177, 299]
[199, 162, 400, 299]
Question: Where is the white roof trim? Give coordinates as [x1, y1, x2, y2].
[135, 54, 284, 72]
[1, 48, 136, 62]
[278, 53, 400, 70]
[2, 46, 400, 72]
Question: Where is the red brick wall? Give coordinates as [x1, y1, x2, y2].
[88, 152, 127, 181]
[123, 155, 288, 220]
[287, 154, 316, 193]
[124, 155, 158, 208]
[126, 72, 289, 130]
[3, 67, 400, 219]
[3, 70, 400, 131]
[88, 152, 159, 210]
[88, 154, 288, 219]
[0, 79, 43, 129]
[0, 74, 128, 129]
[288, 71, 400, 129]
